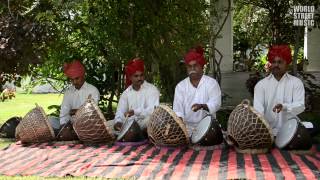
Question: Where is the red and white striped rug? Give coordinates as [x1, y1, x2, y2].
[0, 142, 319, 179]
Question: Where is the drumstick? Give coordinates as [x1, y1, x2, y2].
[118, 114, 130, 133]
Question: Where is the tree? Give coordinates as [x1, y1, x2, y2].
[23, 0, 210, 117]
[234, 0, 320, 74]
[233, 2, 271, 71]
[0, 0, 54, 74]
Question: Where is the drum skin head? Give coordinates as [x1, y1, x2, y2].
[275, 117, 312, 150]
[191, 116, 211, 143]
[117, 118, 145, 142]
[117, 118, 134, 141]
[275, 119, 298, 148]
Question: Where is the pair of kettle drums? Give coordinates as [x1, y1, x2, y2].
[147, 105, 224, 148]
[227, 99, 312, 154]
[15, 98, 115, 144]
[14, 97, 145, 145]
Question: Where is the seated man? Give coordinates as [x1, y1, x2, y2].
[254, 45, 319, 137]
[113, 58, 160, 133]
[49, 60, 100, 133]
[173, 46, 222, 136]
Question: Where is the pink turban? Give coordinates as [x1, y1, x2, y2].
[267, 45, 292, 64]
[184, 46, 206, 67]
[125, 58, 144, 87]
[63, 60, 85, 79]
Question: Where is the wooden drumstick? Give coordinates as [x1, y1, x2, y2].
[118, 113, 130, 133]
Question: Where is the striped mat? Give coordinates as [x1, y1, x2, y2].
[0, 142, 319, 179]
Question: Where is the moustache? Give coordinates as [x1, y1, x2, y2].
[188, 71, 197, 75]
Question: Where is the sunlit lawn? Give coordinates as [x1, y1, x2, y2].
[0, 93, 63, 124]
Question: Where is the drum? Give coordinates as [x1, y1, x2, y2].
[227, 99, 274, 154]
[56, 122, 79, 141]
[0, 117, 21, 138]
[275, 117, 312, 150]
[15, 105, 55, 143]
[191, 116, 223, 146]
[116, 118, 148, 145]
[72, 97, 115, 144]
[147, 105, 189, 147]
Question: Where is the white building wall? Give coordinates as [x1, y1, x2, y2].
[307, 28, 320, 72]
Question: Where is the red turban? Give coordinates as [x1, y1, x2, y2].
[184, 46, 206, 67]
[63, 60, 85, 79]
[267, 45, 292, 64]
[125, 58, 144, 87]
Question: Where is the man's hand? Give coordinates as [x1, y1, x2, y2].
[273, 104, 283, 113]
[124, 110, 134, 118]
[191, 104, 202, 112]
[69, 109, 78, 116]
[191, 104, 209, 112]
[114, 122, 123, 131]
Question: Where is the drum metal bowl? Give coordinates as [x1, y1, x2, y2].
[191, 116, 223, 146]
[275, 117, 312, 150]
[117, 118, 146, 142]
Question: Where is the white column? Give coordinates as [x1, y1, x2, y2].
[307, 28, 320, 72]
[304, 26, 308, 60]
[215, 0, 233, 73]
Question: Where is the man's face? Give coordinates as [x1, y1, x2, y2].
[70, 76, 85, 90]
[271, 56, 288, 77]
[130, 71, 144, 88]
[186, 60, 203, 79]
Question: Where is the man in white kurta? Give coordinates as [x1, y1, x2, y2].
[254, 73, 305, 136]
[114, 80, 159, 130]
[59, 81, 100, 126]
[113, 58, 160, 132]
[173, 46, 221, 136]
[254, 45, 307, 136]
[49, 60, 100, 131]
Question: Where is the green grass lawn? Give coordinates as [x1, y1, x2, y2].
[0, 93, 63, 124]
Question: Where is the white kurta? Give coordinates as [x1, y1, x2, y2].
[253, 73, 305, 136]
[114, 81, 160, 128]
[173, 75, 221, 135]
[59, 82, 100, 125]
